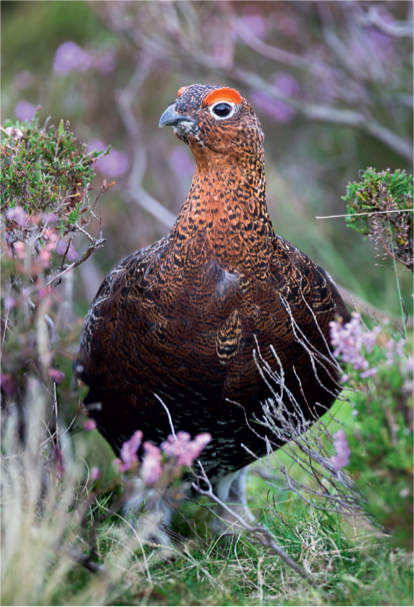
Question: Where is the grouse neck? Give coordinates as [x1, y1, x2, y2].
[171, 153, 274, 247]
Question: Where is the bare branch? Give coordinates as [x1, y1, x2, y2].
[357, 5, 414, 39]
[115, 63, 176, 230]
[230, 67, 413, 164]
[47, 238, 106, 289]
[192, 462, 313, 583]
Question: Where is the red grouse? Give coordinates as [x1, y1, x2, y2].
[76, 84, 350, 516]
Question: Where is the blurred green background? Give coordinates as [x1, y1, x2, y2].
[2, 0, 413, 319]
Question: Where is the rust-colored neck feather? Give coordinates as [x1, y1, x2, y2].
[170, 147, 274, 273]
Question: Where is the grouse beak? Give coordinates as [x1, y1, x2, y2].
[158, 104, 197, 131]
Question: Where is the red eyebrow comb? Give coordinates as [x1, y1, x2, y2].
[203, 87, 242, 106]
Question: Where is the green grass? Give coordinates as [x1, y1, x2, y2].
[1, 402, 412, 607]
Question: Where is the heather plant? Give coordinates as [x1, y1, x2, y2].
[342, 168, 413, 271]
[245, 305, 412, 554]
[1, 3, 414, 601]
[1, 112, 111, 447]
[330, 313, 413, 548]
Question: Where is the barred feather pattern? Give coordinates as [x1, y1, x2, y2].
[76, 84, 350, 484]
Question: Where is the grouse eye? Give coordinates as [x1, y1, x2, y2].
[211, 102, 233, 119]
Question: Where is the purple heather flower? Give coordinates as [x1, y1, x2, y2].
[273, 73, 300, 98]
[395, 339, 406, 358]
[330, 313, 380, 377]
[161, 431, 211, 468]
[330, 429, 350, 469]
[54, 41, 92, 74]
[360, 367, 378, 379]
[44, 213, 58, 224]
[250, 90, 296, 123]
[365, 26, 394, 61]
[6, 206, 28, 227]
[88, 139, 129, 177]
[49, 368, 65, 384]
[14, 100, 36, 122]
[169, 147, 195, 178]
[14, 70, 34, 90]
[386, 337, 406, 365]
[55, 238, 78, 261]
[66, 242, 79, 261]
[55, 239, 67, 255]
[3, 297, 15, 310]
[83, 419, 97, 431]
[141, 442, 163, 485]
[98, 149, 129, 177]
[119, 430, 143, 472]
[240, 6, 266, 39]
[91, 467, 100, 480]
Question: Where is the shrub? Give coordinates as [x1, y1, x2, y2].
[342, 168, 413, 272]
[1, 112, 111, 438]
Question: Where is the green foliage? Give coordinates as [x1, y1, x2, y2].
[1, 112, 110, 438]
[342, 168, 413, 271]
[337, 320, 413, 549]
[1, 10, 413, 598]
[1, 111, 109, 218]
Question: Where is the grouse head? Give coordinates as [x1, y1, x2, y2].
[159, 84, 264, 164]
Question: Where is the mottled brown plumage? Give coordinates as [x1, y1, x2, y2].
[76, 84, 350, 492]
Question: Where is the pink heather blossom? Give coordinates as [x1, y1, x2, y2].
[119, 430, 143, 472]
[141, 442, 162, 485]
[53, 42, 116, 75]
[54, 41, 92, 74]
[6, 206, 27, 227]
[161, 431, 212, 467]
[360, 367, 378, 379]
[49, 368, 65, 384]
[14, 100, 36, 122]
[330, 313, 380, 376]
[4, 126, 23, 139]
[36, 249, 52, 270]
[44, 228, 58, 244]
[83, 419, 97, 431]
[330, 429, 351, 469]
[3, 297, 15, 310]
[44, 213, 58, 224]
[385, 337, 406, 365]
[91, 467, 100, 480]
[13, 241, 26, 259]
